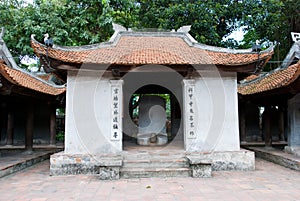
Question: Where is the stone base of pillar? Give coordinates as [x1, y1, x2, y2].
[186, 149, 255, 171]
[186, 157, 212, 178]
[50, 152, 122, 180]
[98, 167, 120, 180]
[284, 146, 300, 157]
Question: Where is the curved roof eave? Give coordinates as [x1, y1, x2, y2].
[30, 25, 274, 67]
[31, 30, 274, 55]
[238, 61, 300, 96]
[0, 28, 66, 95]
[0, 63, 66, 96]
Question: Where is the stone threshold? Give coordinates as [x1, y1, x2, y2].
[50, 149, 255, 180]
[0, 149, 62, 178]
[246, 146, 300, 171]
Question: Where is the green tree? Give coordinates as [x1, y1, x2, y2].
[237, 0, 299, 69]
[0, 0, 138, 59]
[136, 0, 229, 46]
[0, 0, 299, 68]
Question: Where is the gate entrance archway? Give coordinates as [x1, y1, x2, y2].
[122, 65, 184, 149]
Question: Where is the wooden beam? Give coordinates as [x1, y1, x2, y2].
[217, 63, 257, 73]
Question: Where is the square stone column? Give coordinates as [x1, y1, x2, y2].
[52, 72, 123, 177]
[285, 93, 300, 156]
[182, 72, 240, 153]
[182, 79, 197, 151]
[110, 80, 124, 143]
[65, 71, 123, 154]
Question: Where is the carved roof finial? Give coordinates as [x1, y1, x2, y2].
[112, 23, 127, 32]
[291, 32, 300, 43]
[0, 27, 5, 39]
[44, 33, 53, 47]
[177, 25, 191, 33]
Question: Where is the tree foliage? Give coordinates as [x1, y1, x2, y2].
[0, 0, 299, 66]
[0, 0, 137, 56]
[137, 0, 229, 46]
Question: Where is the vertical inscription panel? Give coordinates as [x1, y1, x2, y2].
[183, 79, 196, 139]
[110, 80, 123, 141]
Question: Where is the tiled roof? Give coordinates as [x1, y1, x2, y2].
[238, 61, 300, 95]
[0, 63, 66, 96]
[31, 32, 273, 67]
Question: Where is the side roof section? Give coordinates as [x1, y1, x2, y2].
[0, 27, 66, 96]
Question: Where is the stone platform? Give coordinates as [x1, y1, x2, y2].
[50, 153, 123, 180]
[246, 146, 300, 171]
[0, 146, 62, 178]
[50, 141, 255, 179]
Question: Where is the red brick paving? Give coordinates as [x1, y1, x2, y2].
[0, 158, 299, 201]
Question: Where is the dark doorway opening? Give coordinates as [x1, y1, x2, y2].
[128, 84, 181, 143]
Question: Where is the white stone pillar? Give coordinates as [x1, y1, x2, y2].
[182, 72, 240, 153]
[65, 71, 123, 154]
[110, 80, 124, 143]
[182, 79, 196, 150]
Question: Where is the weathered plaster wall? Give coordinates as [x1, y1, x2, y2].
[184, 71, 240, 152]
[66, 68, 240, 154]
[65, 70, 122, 154]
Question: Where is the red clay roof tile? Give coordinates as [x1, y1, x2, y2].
[238, 61, 300, 95]
[0, 63, 66, 96]
[31, 34, 273, 66]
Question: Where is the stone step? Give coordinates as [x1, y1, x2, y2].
[122, 153, 187, 159]
[120, 167, 191, 178]
[122, 158, 189, 168]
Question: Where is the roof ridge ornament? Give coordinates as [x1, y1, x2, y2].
[113, 23, 127, 32]
[176, 25, 198, 44]
[109, 23, 127, 44]
[0, 27, 5, 39]
[291, 32, 300, 43]
[177, 25, 191, 33]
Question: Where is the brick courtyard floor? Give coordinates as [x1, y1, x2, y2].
[0, 158, 299, 201]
